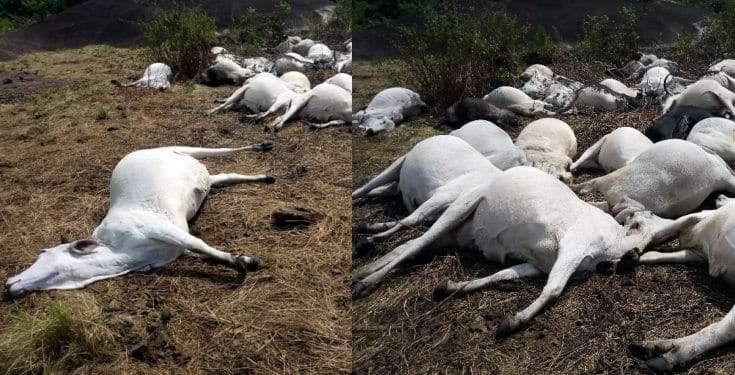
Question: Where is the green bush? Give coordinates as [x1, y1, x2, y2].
[304, 0, 352, 42]
[232, 2, 291, 52]
[575, 7, 640, 67]
[143, 5, 215, 80]
[673, 2, 735, 66]
[395, 3, 558, 109]
[0, 0, 86, 33]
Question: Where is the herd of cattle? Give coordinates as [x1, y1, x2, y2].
[353, 54, 735, 371]
[115, 37, 353, 131]
[5, 37, 352, 299]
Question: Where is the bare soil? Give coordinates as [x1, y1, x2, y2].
[352, 60, 735, 374]
[0, 45, 351, 374]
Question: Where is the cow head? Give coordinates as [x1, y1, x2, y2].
[6, 239, 132, 297]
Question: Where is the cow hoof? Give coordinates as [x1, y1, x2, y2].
[258, 142, 273, 152]
[234, 256, 261, 274]
[352, 281, 371, 299]
[495, 316, 524, 338]
[432, 281, 452, 301]
[264, 176, 276, 184]
[355, 223, 371, 233]
[628, 342, 657, 360]
[366, 128, 375, 137]
[353, 238, 375, 255]
[308, 124, 318, 131]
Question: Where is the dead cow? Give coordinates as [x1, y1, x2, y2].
[353, 167, 643, 336]
[5, 144, 274, 296]
[441, 98, 518, 129]
[572, 139, 735, 221]
[627, 198, 735, 370]
[114, 63, 172, 90]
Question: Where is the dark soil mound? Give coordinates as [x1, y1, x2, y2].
[355, 0, 710, 60]
[0, 0, 333, 60]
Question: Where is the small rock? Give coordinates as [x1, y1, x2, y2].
[2, 78, 12, 84]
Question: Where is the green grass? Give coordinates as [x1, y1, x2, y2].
[0, 297, 117, 374]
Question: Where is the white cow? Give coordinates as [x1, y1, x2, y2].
[601, 78, 639, 98]
[207, 73, 293, 115]
[5, 144, 274, 296]
[702, 71, 735, 92]
[484, 86, 555, 116]
[663, 79, 735, 115]
[571, 127, 652, 173]
[515, 118, 577, 182]
[273, 53, 312, 75]
[307, 43, 334, 66]
[521, 72, 554, 99]
[353, 87, 426, 136]
[279, 71, 311, 93]
[268, 83, 352, 131]
[324, 73, 352, 93]
[627, 199, 735, 370]
[564, 84, 642, 114]
[201, 54, 254, 85]
[521, 64, 553, 80]
[449, 120, 528, 170]
[687, 117, 735, 166]
[572, 139, 735, 221]
[352, 135, 500, 250]
[292, 38, 315, 56]
[353, 167, 644, 336]
[114, 63, 172, 90]
[709, 59, 735, 76]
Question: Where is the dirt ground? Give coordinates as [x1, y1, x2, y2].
[0, 46, 350, 374]
[352, 60, 735, 374]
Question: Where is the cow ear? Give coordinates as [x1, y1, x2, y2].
[70, 239, 99, 254]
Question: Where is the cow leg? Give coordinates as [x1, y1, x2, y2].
[362, 181, 399, 199]
[209, 173, 275, 187]
[244, 92, 293, 119]
[495, 240, 585, 337]
[716, 194, 735, 208]
[207, 84, 249, 115]
[357, 221, 399, 233]
[352, 185, 486, 297]
[432, 263, 543, 300]
[269, 93, 312, 131]
[570, 177, 601, 194]
[365, 189, 456, 243]
[639, 250, 706, 265]
[146, 220, 259, 273]
[310, 119, 347, 129]
[570, 134, 608, 171]
[353, 156, 405, 198]
[630, 306, 735, 371]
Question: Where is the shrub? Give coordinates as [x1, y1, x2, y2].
[575, 7, 640, 67]
[232, 2, 291, 52]
[672, 2, 735, 67]
[0, 0, 86, 33]
[143, 5, 215, 80]
[395, 3, 557, 110]
[0, 298, 117, 374]
[303, 0, 351, 43]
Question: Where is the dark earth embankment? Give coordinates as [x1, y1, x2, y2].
[354, 0, 710, 60]
[0, 0, 334, 61]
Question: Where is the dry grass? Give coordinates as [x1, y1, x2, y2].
[0, 45, 350, 374]
[352, 59, 735, 374]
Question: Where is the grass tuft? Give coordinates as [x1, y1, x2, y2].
[0, 295, 117, 374]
